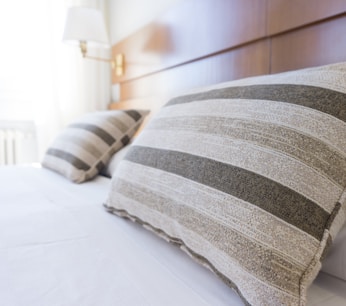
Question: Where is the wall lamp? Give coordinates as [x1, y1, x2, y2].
[62, 7, 124, 76]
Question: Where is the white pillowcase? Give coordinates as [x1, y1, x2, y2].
[101, 144, 132, 178]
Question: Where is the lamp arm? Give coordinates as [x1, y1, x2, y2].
[84, 55, 116, 68]
[78, 41, 124, 76]
[79, 41, 111, 62]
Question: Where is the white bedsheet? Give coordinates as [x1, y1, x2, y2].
[0, 166, 345, 306]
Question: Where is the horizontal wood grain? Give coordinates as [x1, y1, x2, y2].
[271, 16, 346, 73]
[109, 97, 165, 115]
[117, 40, 270, 101]
[112, 0, 266, 84]
[110, 0, 346, 115]
[267, 0, 346, 35]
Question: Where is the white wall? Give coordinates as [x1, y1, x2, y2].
[0, 0, 62, 162]
[108, 0, 182, 44]
[0, 0, 112, 161]
[0, 0, 55, 122]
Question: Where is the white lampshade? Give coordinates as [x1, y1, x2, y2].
[63, 7, 109, 48]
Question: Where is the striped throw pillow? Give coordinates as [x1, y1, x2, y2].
[105, 62, 346, 305]
[43, 110, 148, 183]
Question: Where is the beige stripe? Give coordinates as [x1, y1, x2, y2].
[115, 112, 138, 129]
[109, 191, 299, 306]
[58, 134, 104, 158]
[73, 112, 136, 136]
[135, 129, 342, 212]
[104, 112, 144, 137]
[114, 160, 319, 266]
[155, 99, 346, 153]
[106, 117, 129, 133]
[148, 115, 346, 188]
[110, 177, 303, 295]
[42, 154, 87, 182]
[180, 224, 300, 306]
[98, 120, 124, 138]
[51, 139, 99, 166]
[78, 118, 124, 139]
[62, 128, 109, 152]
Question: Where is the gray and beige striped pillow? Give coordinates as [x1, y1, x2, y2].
[42, 109, 148, 183]
[105, 62, 346, 305]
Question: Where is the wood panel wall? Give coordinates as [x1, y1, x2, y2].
[110, 0, 346, 109]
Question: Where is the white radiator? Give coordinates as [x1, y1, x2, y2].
[0, 121, 38, 165]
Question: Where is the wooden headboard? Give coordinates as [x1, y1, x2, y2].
[109, 0, 346, 114]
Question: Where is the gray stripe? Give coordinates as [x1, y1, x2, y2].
[148, 116, 346, 187]
[121, 135, 130, 146]
[70, 123, 115, 146]
[125, 146, 329, 240]
[115, 160, 319, 263]
[106, 179, 301, 294]
[166, 84, 346, 122]
[104, 204, 251, 306]
[125, 110, 142, 122]
[96, 160, 106, 172]
[46, 148, 90, 170]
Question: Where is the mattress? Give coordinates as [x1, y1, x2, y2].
[1, 165, 346, 306]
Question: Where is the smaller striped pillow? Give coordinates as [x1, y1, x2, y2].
[42, 110, 148, 183]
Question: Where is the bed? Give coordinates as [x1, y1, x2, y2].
[2, 1, 346, 305]
[1, 165, 244, 306]
[1, 164, 346, 306]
